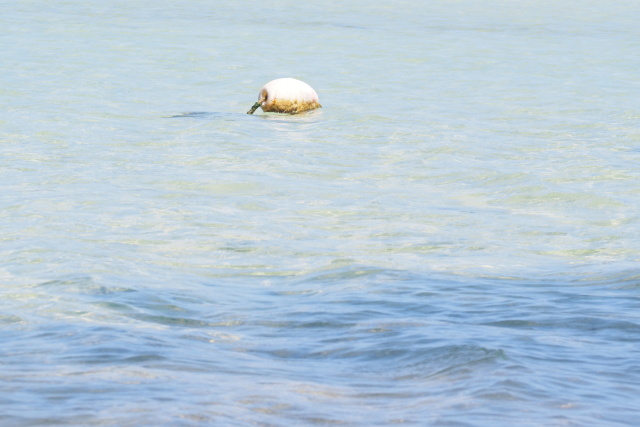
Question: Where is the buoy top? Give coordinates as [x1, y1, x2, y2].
[247, 78, 322, 115]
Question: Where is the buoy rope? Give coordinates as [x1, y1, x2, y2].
[246, 101, 261, 115]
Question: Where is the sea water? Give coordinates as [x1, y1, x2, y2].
[1, 0, 639, 425]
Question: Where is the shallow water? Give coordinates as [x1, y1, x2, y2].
[1, 1, 640, 425]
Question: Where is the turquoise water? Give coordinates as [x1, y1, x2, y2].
[2, 1, 640, 425]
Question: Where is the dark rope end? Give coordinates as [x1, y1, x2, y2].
[247, 102, 261, 115]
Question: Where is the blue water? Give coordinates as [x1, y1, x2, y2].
[2, 1, 640, 425]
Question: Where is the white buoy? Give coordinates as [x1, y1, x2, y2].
[247, 78, 322, 115]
